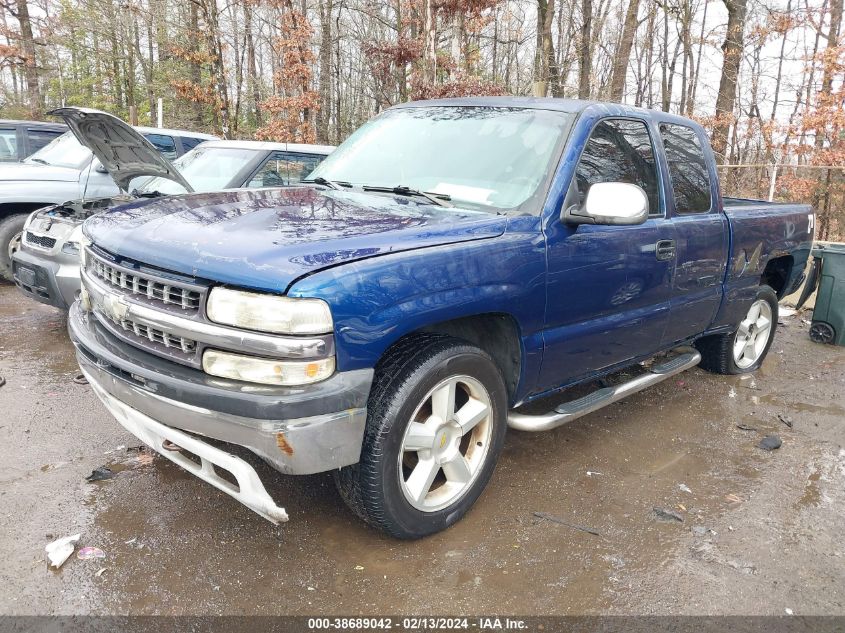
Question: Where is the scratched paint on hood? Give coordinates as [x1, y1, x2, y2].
[83, 186, 507, 293]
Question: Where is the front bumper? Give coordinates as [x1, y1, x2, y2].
[12, 247, 80, 310]
[69, 300, 372, 477]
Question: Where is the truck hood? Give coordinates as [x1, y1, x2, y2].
[84, 187, 506, 292]
[0, 161, 80, 183]
[48, 107, 193, 193]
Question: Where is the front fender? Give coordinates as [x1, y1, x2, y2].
[288, 216, 547, 398]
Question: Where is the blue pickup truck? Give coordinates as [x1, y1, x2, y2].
[68, 98, 813, 538]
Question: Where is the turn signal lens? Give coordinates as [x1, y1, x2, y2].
[202, 349, 335, 386]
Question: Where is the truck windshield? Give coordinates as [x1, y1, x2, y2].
[24, 132, 92, 169]
[136, 145, 260, 195]
[308, 106, 574, 212]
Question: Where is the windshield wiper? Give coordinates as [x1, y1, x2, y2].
[362, 185, 453, 208]
[302, 177, 351, 190]
[29, 158, 49, 165]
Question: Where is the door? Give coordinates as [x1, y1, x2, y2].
[657, 123, 729, 345]
[537, 118, 676, 393]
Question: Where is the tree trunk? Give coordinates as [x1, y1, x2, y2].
[814, 0, 843, 151]
[15, 0, 41, 118]
[689, 0, 709, 113]
[422, 0, 437, 83]
[317, 0, 333, 141]
[201, 0, 230, 137]
[712, 0, 748, 164]
[188, 2, 204, 127]
[578, 0, 592, 98]
[533, 0, 556, 96]
[607, 0, 640, 102]
[244, 2, 261, 129]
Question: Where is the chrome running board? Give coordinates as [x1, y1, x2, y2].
[507, 347, 701, 432]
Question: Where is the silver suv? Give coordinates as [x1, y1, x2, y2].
[12, 108, 333, 310]
[0, 112, 217, 281]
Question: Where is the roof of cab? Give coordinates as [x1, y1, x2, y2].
[392, 96, 706, 129]
[0, 119, 67, 129]
[134, 126, 218, 140]
[196, 139, 335, 155]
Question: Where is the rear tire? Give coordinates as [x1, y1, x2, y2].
[0, 213, 27, 282]
[334, 333, 508, 539]
[696, 285, 778, 374]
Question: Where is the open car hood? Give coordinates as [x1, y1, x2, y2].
[48, 107, 193, 193]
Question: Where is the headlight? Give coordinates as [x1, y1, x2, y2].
[206, 287, 332, 335]
[202, 349, 335, 386]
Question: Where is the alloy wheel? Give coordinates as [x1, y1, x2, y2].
[733, 299, 773, 369]
[398, 375, 493, 512]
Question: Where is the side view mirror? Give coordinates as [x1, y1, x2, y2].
[563, 182, 649, 226]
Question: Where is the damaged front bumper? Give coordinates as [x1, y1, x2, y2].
[68, 302, 372, 523]
[12, 246, 80, 310]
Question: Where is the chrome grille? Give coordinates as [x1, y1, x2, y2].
[89, 255, 201, 311]
[99, 308, 198, 356]
[25, 231, 56, 250]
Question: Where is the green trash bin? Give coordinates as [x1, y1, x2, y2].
[805, 242, 845, 346]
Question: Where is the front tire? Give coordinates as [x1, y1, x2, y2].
[696, 285, 778, 374]
[0, 213, 27, 282]
[334, 333, 508, 539]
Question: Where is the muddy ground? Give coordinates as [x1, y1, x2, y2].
[0, 281, 843, 616]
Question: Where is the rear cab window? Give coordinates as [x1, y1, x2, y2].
[575, 118, 661, 217]
[144, 133, 178, 160]
[179, 136, 207, 153]
[659, 123, 712, 214]
[27, 128, 64, 155]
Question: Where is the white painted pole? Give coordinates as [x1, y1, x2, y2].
[157, 98, 163, 129]
[767, 163, 778, 202]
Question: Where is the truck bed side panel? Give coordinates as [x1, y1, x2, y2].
[711, 199, 813, 330]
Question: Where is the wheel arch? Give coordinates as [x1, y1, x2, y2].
[417, 313, 522, 403]
[0, 202, 54, 220]
[761, 254, 793, 299]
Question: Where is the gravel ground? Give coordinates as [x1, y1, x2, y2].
[0, 282, 843, 616]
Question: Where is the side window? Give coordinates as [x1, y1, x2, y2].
[0, 127, 18, 161]
[144, 133, 177, 160]
[180, 136, 206, 152]
[247, 152, 324, 188]
[575, 119, 660, 216]
[659, 123, 712, 214]
[27, 128, 63, 155]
